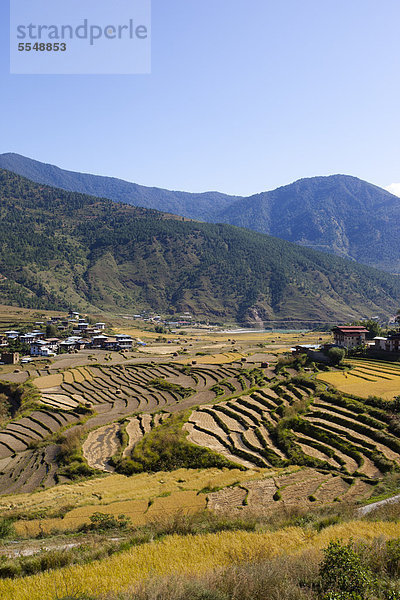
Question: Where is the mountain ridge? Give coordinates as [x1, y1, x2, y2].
[0, 153, 240, 221]
[1, 153, 400, 273]
[0, 168, 399, 324]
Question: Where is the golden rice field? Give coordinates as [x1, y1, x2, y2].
[0, 468, 261, 521]
[33, 367, 93, 391]
[114, 327, 178, 340]
[2, 521, 400, 600]
[15, 490, 207, 536]
[317, 358, 400, 400]
[205, 331, 331, 344]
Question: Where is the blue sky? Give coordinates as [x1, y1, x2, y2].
[1, 0, 400, 196]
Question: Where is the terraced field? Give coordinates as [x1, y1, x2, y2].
[207, 468, 372, 511]
[1, 351, 398, 511]
[317, 358, 400, 400]
[0, 362, 268, 494]
[185, 375, 400, 504]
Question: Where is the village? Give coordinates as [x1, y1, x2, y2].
[0, 306, 400, 368]
[0, 310, 136, 364]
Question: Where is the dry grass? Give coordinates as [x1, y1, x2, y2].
[176, 352, 245, 365]
[2, 521, 400, 600]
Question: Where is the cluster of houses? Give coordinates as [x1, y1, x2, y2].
[0, 312, 134, 359]
[332, 326, 400, 352]
[133, 311, 194, 327]
[292, 324, 400, 360]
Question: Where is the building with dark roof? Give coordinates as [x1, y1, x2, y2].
[332, 326, 369, 348]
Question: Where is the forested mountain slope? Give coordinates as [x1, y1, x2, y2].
[0, 153, 238, 221]
[0, 169, 399, 324]
[219, 175, 400, 273]
[2, 154, 400, 273]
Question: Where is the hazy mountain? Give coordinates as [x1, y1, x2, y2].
[219, 175, 400, 273]
[1, 154, 400, 274]
[0, 169, 399, 325]
[0, 153, 239, 221]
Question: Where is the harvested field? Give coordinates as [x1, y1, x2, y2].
[184, 422, 252, 468]
[33, 374, 63, 389]
[313, 475, 350, 503]
[123, 417, 143, 457]
[296, 441, 337, 465]
[341, 478, 375, 503]
[0, 445, 59, 496]
[63, 371, 74, 384]
[0, 361, 255, 494]
[279, 470, 328, 505]
[207, 485, 248, 511]
[2, 349, 397, 510]
[294, 433, 354, 472]
[139, 345, 180, 354]
[40, 394, 80, 409]
[82, 424, 121, 472]
[176, 352, 245, 365]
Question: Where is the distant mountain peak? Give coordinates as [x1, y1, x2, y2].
[1, 153, 400, 273]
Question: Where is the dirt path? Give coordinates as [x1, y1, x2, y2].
[358, 494, 400, 516]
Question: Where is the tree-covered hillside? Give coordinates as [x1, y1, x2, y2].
[219, 175, 400, 273]
[0, 153, 239, 221]
[3, 155, 400, 274]
[0, 169, 399, 324]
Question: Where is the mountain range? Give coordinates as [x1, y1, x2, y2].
[1, 153, 400, 273]
[0, 168, 399, 324]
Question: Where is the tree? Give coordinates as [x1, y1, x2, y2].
[154, 325, 167, 334]
[46, 324, 57, 338]
[353, 319, 381, 339]
[327, 347, 346, 366]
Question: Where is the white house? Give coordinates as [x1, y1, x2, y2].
[374, 333, 400, 353]
[30, 341, 55, 357]
[115, 334, 133, 350]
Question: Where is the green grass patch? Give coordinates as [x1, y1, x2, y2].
[112, 411, 241, 474]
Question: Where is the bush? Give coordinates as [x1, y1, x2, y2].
[0, 518, 15, 539]
[81, 512, 132, 532]
[56, 429, 97, 481]
[319, 540, 371, 599]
